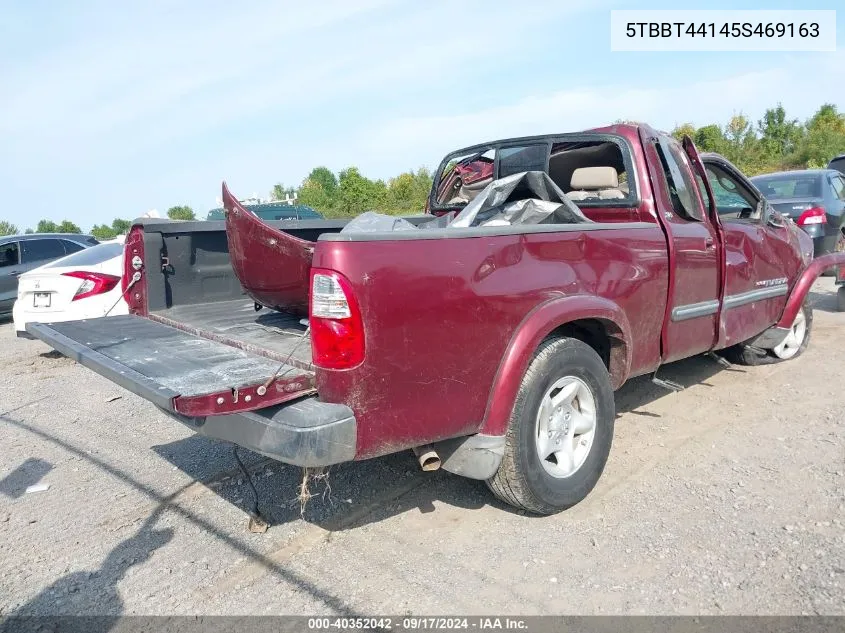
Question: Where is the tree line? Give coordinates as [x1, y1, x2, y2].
[0, 207, 197, 239]
[669, 103, 845, 176]
[2, 103, 843, 237]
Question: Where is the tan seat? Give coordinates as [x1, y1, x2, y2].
[567, 166, 625, 201]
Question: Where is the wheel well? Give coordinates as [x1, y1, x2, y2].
[547, 318, 626, 387]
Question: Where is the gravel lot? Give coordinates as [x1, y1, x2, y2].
[1, 279, 844, 616]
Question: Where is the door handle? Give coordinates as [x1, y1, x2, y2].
[704, 237, 715, 250]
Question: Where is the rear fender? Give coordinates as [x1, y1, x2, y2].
[479, 295, 632, 437]
[778, 252, 845, 327]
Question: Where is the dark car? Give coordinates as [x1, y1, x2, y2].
[829, 154, 845, 176]
[751, 169, 845, 257]
[0, 233, 99, 316]
[205, 202, 323, 221]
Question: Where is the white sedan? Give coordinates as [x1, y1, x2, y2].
[14, 238, 128, 338]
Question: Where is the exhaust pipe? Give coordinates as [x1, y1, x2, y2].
[412, 445, 441, 471]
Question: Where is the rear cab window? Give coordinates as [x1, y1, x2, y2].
[0, 242, 20, 268]
[752, 174, 822, 199]
[431, 134, 638, 219]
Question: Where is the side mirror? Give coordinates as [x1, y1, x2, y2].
[766, 205, 786, 228]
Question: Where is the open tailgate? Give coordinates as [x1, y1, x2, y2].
[26, 315, 315, 417]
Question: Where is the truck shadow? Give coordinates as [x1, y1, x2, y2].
[0, 411, 366, 618]
[150, 352, 740, 530]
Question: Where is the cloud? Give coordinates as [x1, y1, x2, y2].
[0, 0, 596, 166]
[356, 52, 845, 173]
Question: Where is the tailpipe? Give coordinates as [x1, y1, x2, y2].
[412, 445, 441, 471]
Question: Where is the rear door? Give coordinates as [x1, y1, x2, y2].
[0, 241, 21, 312]
[640, 127, 721, 362]
[700, 156, 804, 347]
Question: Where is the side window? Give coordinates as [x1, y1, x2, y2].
[21, 239, 66, 263]
[655, 136, 703, 221]
[61, 240, 85, 255]
[831, 175, 845, 201]
[694, 175, 713, 213]
[434, 149, 495, 206]
[705, 165, 761, 221]
[0, 242, 20, 268]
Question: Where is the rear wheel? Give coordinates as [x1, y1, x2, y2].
[723, 303, 812, 365]
[487, 337, 615, 515]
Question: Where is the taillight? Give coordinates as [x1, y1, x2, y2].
[122, 225, 147, 314]
[62, 271, 121, 301]
[797, 207, 827, 226]
[309, 269, 365, 369]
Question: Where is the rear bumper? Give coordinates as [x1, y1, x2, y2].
[159, 396, 357, 467]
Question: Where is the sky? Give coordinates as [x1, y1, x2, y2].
[1, 0, 843, 230]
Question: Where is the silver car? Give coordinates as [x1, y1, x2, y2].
[0, 233, 99, 316]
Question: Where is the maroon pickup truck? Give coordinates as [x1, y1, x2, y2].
[27, 123, 845, 515]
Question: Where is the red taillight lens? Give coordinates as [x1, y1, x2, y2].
[797, 207, 827, 226]
[309, 269, 365, 369]
[62, 271, 121, 301]
[122, 225, 147, 314]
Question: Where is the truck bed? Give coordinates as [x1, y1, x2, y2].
[150, 299, 312, 370]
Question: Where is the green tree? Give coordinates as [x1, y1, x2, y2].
[271, 184, 287, 201]
[36, 219, 58, 233]
[91, 224, 118, 240]
[297, 178, 334, 213]
[386, 167, 433, 213]
[167, 205, 196, 221]
[693, 124, 727, 153]
[0, 220, 18, 236]
[670, 123, 697, 141]
[335, 167, 387, 216]
[723, 114, 767, 173]
[757, 104, 802, 163]
[24, 228, 34, 234]
[111, 219, 131, 234]
[794, 103, 845, 168]
[306, 167, 339, 198]
[57, 220, 82, 233]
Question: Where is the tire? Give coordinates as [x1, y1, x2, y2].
[837, 286, 845, 312]
[822, 228, 845, 276]
[486, 337, 615, 515]
[722, 302, 813, 366]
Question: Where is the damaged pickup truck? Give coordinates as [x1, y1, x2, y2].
[27, 123, 845, 515]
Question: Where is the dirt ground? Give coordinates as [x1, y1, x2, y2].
[1, 279, 843, 617]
